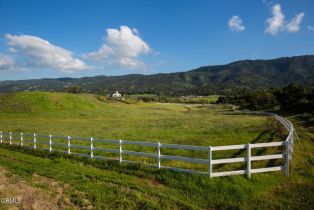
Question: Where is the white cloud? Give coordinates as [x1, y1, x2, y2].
[265, 4, 305, 35]
[85, 25, 151, 69]
[286, 12, 305, 33]
[0, 54, 15, 70]
[228, 16, 245, 32]
[265, 4, 285, 35]
[307, 25, 314, 31]
[5, 34, 91, 73]
[262, 0, 274, 6]
[132, 28, 140, 35]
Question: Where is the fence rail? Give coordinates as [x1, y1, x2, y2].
[0, 111, 296, 178]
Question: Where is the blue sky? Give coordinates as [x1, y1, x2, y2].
[0, 0, 313, 80]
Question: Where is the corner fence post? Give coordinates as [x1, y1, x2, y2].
[67, 136, 71, 155]
[157, 142, 161, 169]
[208, 146, 212, 178]
[33, 133, 36, 149]
[119, 140, 122, 163]
[9, 132, 12, 145]
[49, 135, 52, 152]
[90, 137, 93, 159]
[0, 131, 3, 144]
[20, 132, 23, 147]
[289, 131, 293, 159]
[285, 141, 289, 176]
[247, 143, 251, 179]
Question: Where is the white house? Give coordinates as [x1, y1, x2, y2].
[112, 91, 122, 99]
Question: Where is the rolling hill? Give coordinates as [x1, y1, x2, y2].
[0, 91, 100, 113]
[0, 55, 313, 95]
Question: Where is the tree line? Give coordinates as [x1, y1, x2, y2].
[217, 83, 314, 114]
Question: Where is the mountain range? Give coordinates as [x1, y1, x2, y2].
[0, 55, 313, 95]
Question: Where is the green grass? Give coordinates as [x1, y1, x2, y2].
[0, 91, 313, 209]
[183, 95, 219, 103]
[127, 94, 219, 104]
[0, 92, 282, 172]
[0, 92, 271, 146]
[0, 91, 98, 112]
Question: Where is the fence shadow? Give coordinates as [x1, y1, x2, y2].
[214, 129, 278, 171]
[0, 143, 206, 183]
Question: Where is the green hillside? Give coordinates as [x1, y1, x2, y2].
[0, 91, 99, 112]
[0, 55, 313, 95]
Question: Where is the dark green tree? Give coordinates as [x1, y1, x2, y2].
[67, 85, 80, 94]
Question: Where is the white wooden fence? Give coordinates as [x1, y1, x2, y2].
[0, 111, 296, 178]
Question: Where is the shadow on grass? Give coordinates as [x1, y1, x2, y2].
[0, 143, 210, 184]
[293, 113, 314, 128]
[214, 129, 281, 171]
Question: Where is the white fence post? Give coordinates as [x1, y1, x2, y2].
[289, 132, 293, 159]
[33, 133, 36, 149]
[208, 146, 212, 178]
[9, 132, 12, 145]
[49, 135, 52, 152]
[157, 142, 161, 169]
[285, 141, 289, 176]
[90, 137, 93, 159]
[247, 143, 251, 179]
[20, 132, 23, 146]
[119, 140, 122, 163]
[67, 136, 71, 155]
[0, 131, 3, 144]
[291, 130, 294, 152]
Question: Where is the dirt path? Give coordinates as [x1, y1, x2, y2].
[0, 166, 85, 210]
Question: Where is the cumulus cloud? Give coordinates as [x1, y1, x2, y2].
[265, 4, 305, 35]
[0, 54, 15, 70]
[228, 16, 245, 32]
[5, 34, 91, 73]
[286, 12, 305, 33]
[265, 4, 285, 35]
[84, 26, 151, 69]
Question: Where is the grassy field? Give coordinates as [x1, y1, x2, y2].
[182, 95, 219, 103]
[0, 92, 271, 146]
[0, 91, 313, 209]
